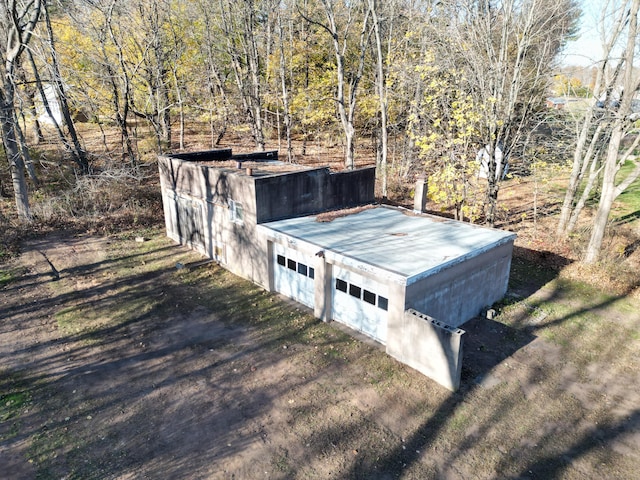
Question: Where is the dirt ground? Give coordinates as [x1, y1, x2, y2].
[1, 227, 639, 479]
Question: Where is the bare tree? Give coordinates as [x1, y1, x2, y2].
[277, 2, 294, 162]
[584, 0, 640, 263]
[0, 0, 42, 220]
[41, 1, 89, 172]
[220, 0, 266, 150]
[300, 0, 372, 170]
[556, 1, 629, 236]
[442, 0, 578, 224]
[368, 0, 392, 196]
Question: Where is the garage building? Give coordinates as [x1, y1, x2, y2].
[159, 149, 516, 390]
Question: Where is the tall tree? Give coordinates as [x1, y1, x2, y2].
[0, 0, 42, 220]
[556, 1, 629, 237]
[42, 0, 90, 172]
[300, 0, 372, 170]
[368, 0, 392, 196]
[440, 0, 578, 224]
[583, 0, 640, 263]
[276, 1, 294, 162]
[220, 0, 266, 150]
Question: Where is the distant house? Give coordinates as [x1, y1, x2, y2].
[159, 149, 516, 390]
[546, 97, 567, 110]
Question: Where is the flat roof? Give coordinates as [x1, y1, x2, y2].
[261, 206, 516, 283]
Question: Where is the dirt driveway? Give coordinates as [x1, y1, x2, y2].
[1, 231, 639, 479]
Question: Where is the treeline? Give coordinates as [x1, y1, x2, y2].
[5, 0, 640, 263]
[1, 0, 578, 217]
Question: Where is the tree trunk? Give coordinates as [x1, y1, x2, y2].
[557, 113, 595, 235]
[277, 10, 293, 163]
[584, 0, 640, 263]
[369, 0, 389, 197]
[1, 97, 30, 220]
[245, 1, 265, 151]
[43, 2, 89, 173]
[566, 155, 602, 234]
[584, 138, 618, 264]
[1, 0, 42, 220]
[105, 2, 135, 163]
[14, 112, 39, 186]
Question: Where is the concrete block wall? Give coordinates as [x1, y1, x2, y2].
[325, 167, 376, 210]
[404, 240, 514, 327]
[254, 168, 328, 223]
[386, 309, 465, 391]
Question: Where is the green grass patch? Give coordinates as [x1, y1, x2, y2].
[503, 275, 635, 369]
[0, 391, 30, 422]
[55, 297, 156, 341]
[0, 269, 15, 287]
[0, 267, 24, 287]
[0, 372, 32, 441]
[613, 160, 640, 223]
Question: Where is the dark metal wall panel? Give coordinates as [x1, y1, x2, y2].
[254, 166, 376, 223]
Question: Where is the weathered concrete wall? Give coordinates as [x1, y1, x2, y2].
[386, 309, 465, 391]
[204, 168, 270, 289]
[158, 155, 270, 289]
[254, 167, 376, 223]
[159, 155, 209, 200]
[159, 157, 209, 255]
[404, 240, 514, 327]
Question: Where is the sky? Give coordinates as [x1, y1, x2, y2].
[561, 1, 602, 66]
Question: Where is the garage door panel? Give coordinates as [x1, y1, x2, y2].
[332, 266, 388, 344]
[273, 244, 315, 308]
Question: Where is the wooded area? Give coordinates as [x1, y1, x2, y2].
[1, 0, 640, 263]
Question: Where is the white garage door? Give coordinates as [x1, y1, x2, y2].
[273, 244, 315, 309]
[331, 266, 389, 344]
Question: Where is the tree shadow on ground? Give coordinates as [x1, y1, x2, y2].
[3, 235, 637, 479]
[343, 242, 637, 479]
[613, 209, 640, 226]
[508, 246, 573, 298]
[1, 235, 361, 479]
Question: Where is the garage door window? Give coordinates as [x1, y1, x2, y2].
[335, 276, 388, 311]
[363, 289, 376, 305]
[276, 253, 315, 280]
[378, 296, 388, 311]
